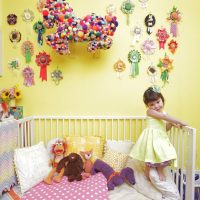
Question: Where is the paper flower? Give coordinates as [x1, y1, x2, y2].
[128, 50, 141, 78]
[35, 51, 51, 81]
[167, 6, 181, 37]
[121, 0, 135, 25]
[157, 54, 173, 86]
[168, 39, 178, 54]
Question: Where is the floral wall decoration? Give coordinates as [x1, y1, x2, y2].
[41, 0, 118, 55]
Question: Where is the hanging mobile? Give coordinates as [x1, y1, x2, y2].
[9, 29, 21, 48]
[51, 67, 63, 85]
[33, 21, 46, 46]
[130, 25, 142, 46]
[121, 0, 135, 25]
[21, 41, 34, 63]
[113, 59, 126, 79]
[7, 14, 17, 25]
[128, 49, 141, 78]
[144, 14, 156, 35]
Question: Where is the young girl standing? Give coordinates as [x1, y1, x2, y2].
[129, 87, 187, 181]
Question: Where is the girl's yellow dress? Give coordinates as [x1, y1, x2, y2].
[129, 116, 177, 167]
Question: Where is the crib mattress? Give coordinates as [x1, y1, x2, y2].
[21, 173, 108, 200]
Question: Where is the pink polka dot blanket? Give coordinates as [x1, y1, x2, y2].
[21, 173, 108, 200]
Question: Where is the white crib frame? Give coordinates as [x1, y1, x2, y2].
[16, 115, 196, 200]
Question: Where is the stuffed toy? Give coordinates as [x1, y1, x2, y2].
[0, 102, 9, 121]
[44, 138, 67, 184]
[56, 153, 84, 182]
[80, 149, 93, 178]
[91, 159, 135, 190]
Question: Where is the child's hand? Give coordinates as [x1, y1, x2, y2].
[172, 122, 188, 129]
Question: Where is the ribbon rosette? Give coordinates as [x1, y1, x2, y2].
[156, 28, 169, 49]
[7, 14, 17, 25]
[141, 39, 156, 56]
[22, 9, 34, 22]
[167, 6, 181, 37]
[35, 51, 51, 81]
[145, 14, 156, 35]
[33, 21, 46, 46]
[128, 50, 141, 78]
[168, 39, 178, 54]
[114, 59, 126, 79]
[131, 25, 142, 46]
[139, 0, 149, 8]
[9, 29, 21, 48]
[147, 65, 157, 84]
[8, 58, 20, 70]
[22, 66, 35, 87]
[157, 54, 173, 86]
[121, 0, 135, 25]
[21, 41, 34, 63]
[51, 68, 63, 85]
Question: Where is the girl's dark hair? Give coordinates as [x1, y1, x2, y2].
[143, 87, 165, 105]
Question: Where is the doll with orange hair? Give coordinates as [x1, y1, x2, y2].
[44, 138, 67, 184]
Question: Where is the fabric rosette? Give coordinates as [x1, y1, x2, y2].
[121, 0, 135, 25]
[22, 66, 35, 87]
[156, 28, 169, 49]
[22, 9, 34, 22]
[157, 54, 173, 86]
[113, 59, 126, 79]
[21, 41, 34, 63]
[33, 21, 46, 46]
[131, 25, 142, 46]
[144, 14, 156, 35]
[147, 65, 157, 84]
[141, 39, 156, 57]
[8, 58, 20, 70]
[7, 14, 17, 25]
[167, 6, 181, 37]
[128, 49, 141, 78]
[9, 29, 21, 48]
[139, 0, 149, 8]
[168, 39, 178, 54]
[51, 68, 63, 85]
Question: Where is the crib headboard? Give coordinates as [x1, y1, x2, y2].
[16, 115, 196, 200]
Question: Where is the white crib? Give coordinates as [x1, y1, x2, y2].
[16, 116, 196, 200]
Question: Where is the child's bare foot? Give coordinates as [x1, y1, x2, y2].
[157, 167, 166, 181]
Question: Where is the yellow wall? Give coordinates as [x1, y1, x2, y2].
[0, 0, 199, 168]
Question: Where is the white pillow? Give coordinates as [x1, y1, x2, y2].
[105, 140, 134, 154]
[126, 158, 163, 200]
[14, 142, 51, 194]
[149, 168, 180, 200]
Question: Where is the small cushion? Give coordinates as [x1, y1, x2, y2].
[102, 147, 129, 172]
[14, 142, 51, 194]
[65, 136, 104, 161]
[105, 140, 134, 154]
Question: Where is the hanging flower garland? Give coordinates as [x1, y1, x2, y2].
[22, 66, 35, 87]
[141, 39, 156, 56]
[51, 68, 63, 85]
[35, 51, 51, 82]
[156, 28, 169, 49]
[33, 21, 46, 46]
[144, 14, 156, 35]
[7, 14, 17, 25]
[167, 6, 181, 37]
[22, 9, 34, 22]
[131, 25, 142, 46]
[147, 65, 157, 84]
[113, 59, 126, 79]
[121, 0, 135, 25]
[9, 29, 21, 48]
[157, 54, 173, 86]
[8, 58, 20, 70]
[128, 49, 141, 78]
[21, 41, 34, 63]
[168, 39, 178, 54]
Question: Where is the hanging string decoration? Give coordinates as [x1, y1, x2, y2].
[9, 29, 21, 48]
[141, 39, 156, 56]
[35, 51, 51, 81]
[131, 25, 142, 46]
[42, 0, 118, 55]
[156, 28, 169, 49]
[22, 9, 34, 22]
[33, 21, 46, 46]
[22, 66, 35, 87]
[168, 39, 178, 54]
[167, 6, 181, 37]
[147, 65, 157, 84]
[139, 0, 149, 8]
[7, 14, 17, 25]
[128, 50, 141, 78]
[51, 68, 63, 85]
[157, 54, 173, 86]
[8, 58, 20, 70]
[121, 0, 135, 25]
[144, 14, 156, 35]
[113, 59, 126, 79]
[21, 41, 34, 63]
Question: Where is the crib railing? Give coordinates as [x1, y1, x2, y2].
[16, 116, 196, 200]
